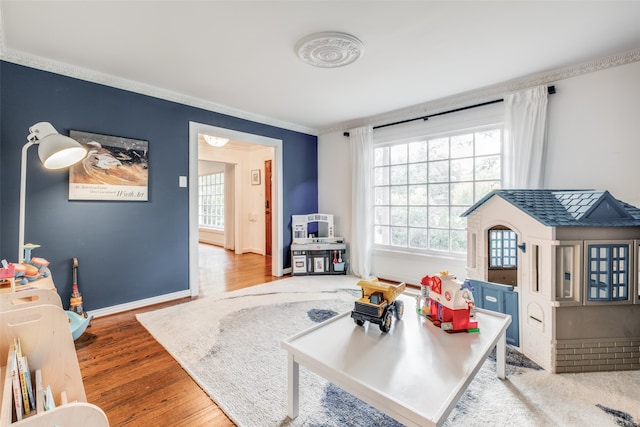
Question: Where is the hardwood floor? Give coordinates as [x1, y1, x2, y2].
[75, 244, 285, 426]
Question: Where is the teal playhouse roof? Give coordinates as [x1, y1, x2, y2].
[461, 189, 640, 227]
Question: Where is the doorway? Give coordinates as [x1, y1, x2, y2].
[188, 122, 284, 297]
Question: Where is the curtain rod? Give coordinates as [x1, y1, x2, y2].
[343, 85, 556, 137]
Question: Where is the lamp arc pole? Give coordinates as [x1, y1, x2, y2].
[18, 139, 36, 262]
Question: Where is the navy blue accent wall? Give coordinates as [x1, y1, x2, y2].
[0, 61, 318, 310]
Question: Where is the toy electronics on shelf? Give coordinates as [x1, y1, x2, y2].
[291, 213, 347, 275]
[417, 271, 479, 333]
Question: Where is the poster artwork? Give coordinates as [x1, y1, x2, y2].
[69, 131, 149, 201]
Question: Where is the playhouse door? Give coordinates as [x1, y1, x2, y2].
[469, 279, 519, 346]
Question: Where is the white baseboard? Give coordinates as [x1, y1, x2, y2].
[87, 289, 192, 318]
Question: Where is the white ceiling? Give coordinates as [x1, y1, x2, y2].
[1, 1, 640, 135]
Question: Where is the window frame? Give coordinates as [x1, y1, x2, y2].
[198, 172, 225, 230]
[553, 241, 582, 306]
[584, 240, 632, 304]
[372, 113, 504, 258]
[488, 226, 518, 268]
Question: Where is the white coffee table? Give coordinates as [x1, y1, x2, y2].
[281, 293, 512, 427]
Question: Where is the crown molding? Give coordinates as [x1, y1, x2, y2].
[331, 47, 640, 135]
[0, 47, 319, 136]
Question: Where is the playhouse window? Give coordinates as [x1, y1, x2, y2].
[489, 227, 517, 268]
[555, 244, 581, 302]
[587, 244, 629, 301]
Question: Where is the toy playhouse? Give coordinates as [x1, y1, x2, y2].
[462, 189, 640, 373]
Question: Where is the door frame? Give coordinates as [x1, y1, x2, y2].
[188, 122, 284, 297]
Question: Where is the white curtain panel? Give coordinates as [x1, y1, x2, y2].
[350, 126, 374, 278]
[503, 85, 549, 189]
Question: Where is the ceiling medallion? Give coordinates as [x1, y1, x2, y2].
[296, 32, 364, 68]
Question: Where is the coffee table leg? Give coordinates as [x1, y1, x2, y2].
[288, 353, 299, 418]
[496, 331, 506, 379]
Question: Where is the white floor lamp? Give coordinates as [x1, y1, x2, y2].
[18, 122, 87, 262]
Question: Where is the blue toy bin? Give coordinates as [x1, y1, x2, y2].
[334, 262, 346, 272]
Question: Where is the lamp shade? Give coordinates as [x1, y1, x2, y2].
[38, 134, 87, 169]
[28, 122, 87, 169]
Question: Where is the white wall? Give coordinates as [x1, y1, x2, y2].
[545, 60, 640, 207]
[318, 60, 640, 285]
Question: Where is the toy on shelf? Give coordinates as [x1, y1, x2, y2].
[291, 213, 347, 275]
[417, 271, 478, 333]
[351, 278, 406, 333]
[0, 260, 15, 293]
[18, 243, 50, 284]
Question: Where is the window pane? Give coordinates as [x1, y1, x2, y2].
[429, 229, 449, 251]
[390, 164, 408, 184]
[409, 206, 428, 227]
[390, 207, 408, 226]
[408, 141, 428, 162]
[450, 134, 473, 158]
[391, 227, 408, 246]
[451, 230, 467, 253]
[198, 172, 225, 229]
[428, 160, 449, 183]
[451, 182, 473, 205]
[373, 126, 502, 256]
[429, 138, 449, 160]
[475, 129, 501, 155]
[375, 166, 389, 185]
[408, 163, 427, 184]
[450, 158, 473, 182]
[375, 206, 389, 225]
[475, 155, 501, 180]
[408, 184, 428, 205]
[375, 187, 390, 205]
[390, 186, 407, 205]
[428, 184, 449, 205]
[475, 181, 500, 201]
[375, 226, 389, 245]
[409, 228, 428, 249]
[429, 207, 449, 228]
[374, 147, 389, 166]
[390, 144, 407, 165]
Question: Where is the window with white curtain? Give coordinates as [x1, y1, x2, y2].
[373, 113, 503, 255]
[199, 172, 224, 229]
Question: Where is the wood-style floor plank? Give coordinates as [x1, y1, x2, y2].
[75, 244, 284, 426]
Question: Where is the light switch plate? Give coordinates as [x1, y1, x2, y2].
[179, 176, 188, 187]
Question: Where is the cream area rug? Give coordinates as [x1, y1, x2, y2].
[136, 275, 640, 427]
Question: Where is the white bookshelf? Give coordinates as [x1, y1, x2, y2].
[0, 300, 108, 426]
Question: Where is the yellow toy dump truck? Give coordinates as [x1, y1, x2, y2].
[351, 278, 406, 333]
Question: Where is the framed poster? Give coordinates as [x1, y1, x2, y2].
[251, 169, 261, 185]
[69, 130, 149, 201]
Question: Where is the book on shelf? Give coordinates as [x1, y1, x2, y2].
[12, 337, 37, 418]
[14, 339, 31, 415]
[10, 347, 23, 422]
